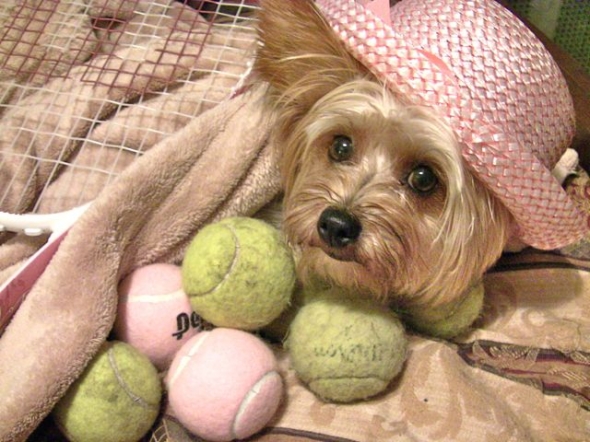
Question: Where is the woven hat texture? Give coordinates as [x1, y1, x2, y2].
[315, 0, 588, 249]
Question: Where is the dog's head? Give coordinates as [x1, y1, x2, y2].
[254, 0, 584, 309]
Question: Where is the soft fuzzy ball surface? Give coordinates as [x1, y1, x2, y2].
[52, 341, 162, 442]
[165, 328, 283, 441]
[114, 263, 199, 370]
[287, 288, 407, 403]
[404, 281, 485, 339]
[182, 217, 295, 330]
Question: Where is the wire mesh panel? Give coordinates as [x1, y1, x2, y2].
[503, 0, 589, 74]
[554, 0, 590, 74]
[0, 0, 258, 218]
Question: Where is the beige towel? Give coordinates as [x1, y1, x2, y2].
[0, 87, 281, 441]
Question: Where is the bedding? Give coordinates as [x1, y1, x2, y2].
[0, 1, 588, 441]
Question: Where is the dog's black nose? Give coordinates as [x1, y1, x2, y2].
[317, 208, 362, 248]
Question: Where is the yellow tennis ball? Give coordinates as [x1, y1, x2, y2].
[287, 288, 407, 403]
[182, 217, 296, 331]
[52, 341, 162, 442]
[404, 281, 485, 339]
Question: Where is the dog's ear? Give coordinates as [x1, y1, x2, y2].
[255, 0, 363, 109]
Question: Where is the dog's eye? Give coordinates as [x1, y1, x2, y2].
[329, 135, 354, 162]
[407, 165, 438, 194]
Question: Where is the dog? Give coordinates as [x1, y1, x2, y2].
[253, 0, 587, 315]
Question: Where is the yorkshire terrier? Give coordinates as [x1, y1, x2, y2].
[253, 0, 586, 315]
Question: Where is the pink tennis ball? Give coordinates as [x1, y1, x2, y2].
[165, 328, 283, 441]
[114, 263, 200, 371]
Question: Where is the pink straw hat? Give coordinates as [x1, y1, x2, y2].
[315, 0, 589, 250]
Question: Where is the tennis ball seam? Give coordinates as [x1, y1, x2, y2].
[201, 224, 240, 297]
[124, 289, 186, 304]
[108, 347, 159, 411]
[231, 370, 281, 440]
[167, 332, 210, 389]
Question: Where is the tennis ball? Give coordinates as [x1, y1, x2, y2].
[113, 263, 201, 370]
[286, 288, 407, 403]
[404, 281, 484, 339]
[53, 341, 162, 442]
[165, 328, 283, 442]
[182, 217, 295, 330]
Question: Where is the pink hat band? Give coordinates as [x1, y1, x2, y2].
[315, 0, 589, 250]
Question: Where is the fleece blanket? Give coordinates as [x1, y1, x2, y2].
[0, 1, 280, 440]
[0, 1, 589, 441]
